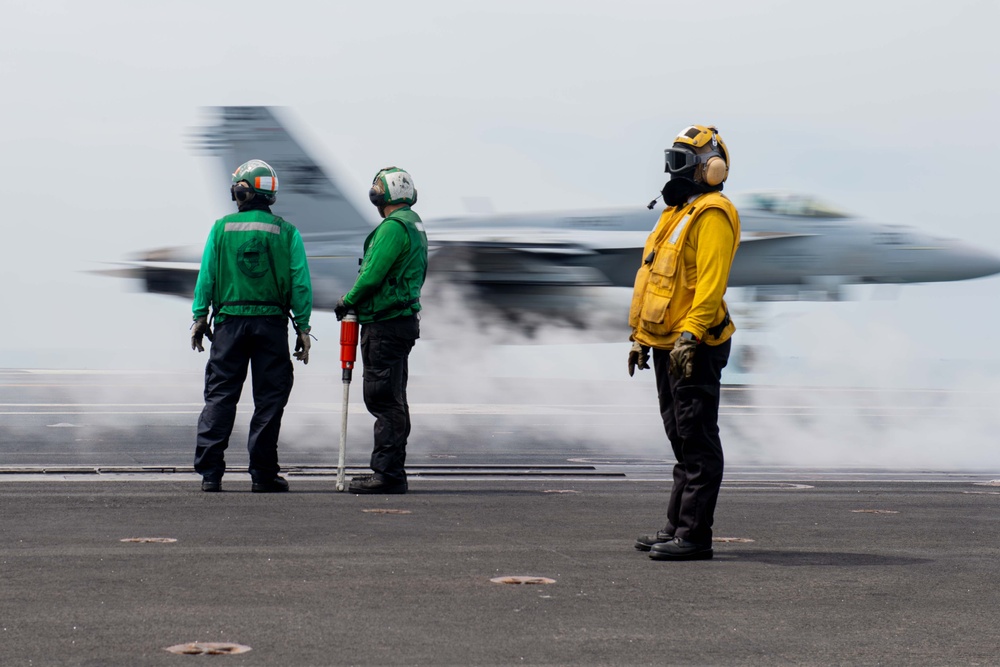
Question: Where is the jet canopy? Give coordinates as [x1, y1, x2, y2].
[731, 191, 850, 218]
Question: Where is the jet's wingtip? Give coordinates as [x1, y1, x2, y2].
[83, 263, 142, 280]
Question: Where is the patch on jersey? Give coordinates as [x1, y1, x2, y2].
[237, 238, 271, 278]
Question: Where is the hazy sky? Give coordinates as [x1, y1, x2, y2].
[2, 0, 998, 376]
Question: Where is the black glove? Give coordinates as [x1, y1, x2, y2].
[334, 297, 349, 321]
[627, 341, 650, 377]
[191, 316, 211, 352]
[294, 327, 312, 365]
[669, 333, 698, 380]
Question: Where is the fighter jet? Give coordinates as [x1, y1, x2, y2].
[110, 106, 1000, 334]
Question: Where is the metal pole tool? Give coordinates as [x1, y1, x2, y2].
[336, 313, 359, 492]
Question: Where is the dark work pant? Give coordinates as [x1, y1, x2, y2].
[652, 339, 731, 545]
[194, 316, 294, 483]
[361, 316, 419, 483]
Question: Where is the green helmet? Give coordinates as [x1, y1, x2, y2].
[231, 159, 278, 204]
[369, 166, 417, 208]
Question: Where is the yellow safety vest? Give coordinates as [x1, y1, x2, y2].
[629, 191, 740, 349]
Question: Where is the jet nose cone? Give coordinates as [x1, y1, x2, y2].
[959, 245, 1000, 280]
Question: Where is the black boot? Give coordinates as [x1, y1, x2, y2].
[648, 537, 713, 561]
[251, 476, 289, 493]
[348, 473, 407, 495]
[634, 530, 674, 552]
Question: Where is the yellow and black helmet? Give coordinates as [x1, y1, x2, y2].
[664, 125, 730, 186]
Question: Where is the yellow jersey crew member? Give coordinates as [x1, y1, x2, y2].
[191, 159, 313, 494]
[629, 125, 741, 560]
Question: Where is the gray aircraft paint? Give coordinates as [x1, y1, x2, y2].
[110, 106, 1000, 324]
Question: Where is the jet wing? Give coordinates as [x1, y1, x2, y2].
[103, 226, 821, 301]
[739, 282, 853, 302]
[108, 260, 202, 272]
[739, 231, 816, 242]
[427, 229, 814, 289]
[431, 227, 645, 250]
[431, 242, 609, 287]
[120, 260, 200, 298]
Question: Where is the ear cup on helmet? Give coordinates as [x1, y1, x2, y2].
[702, 156, 728, 186]
[369, 167, 392, 209]
[368, 183, 385, 208]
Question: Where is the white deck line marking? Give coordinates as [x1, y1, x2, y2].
[3, 402, 987, 410]
[3, 411, 203, 415]
[0, 403, 203, 407]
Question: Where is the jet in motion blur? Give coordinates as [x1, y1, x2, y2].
[107, 107, 1000, 333]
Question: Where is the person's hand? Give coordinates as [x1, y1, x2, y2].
[334, 298, 349, 321]
[191, 316, 210, 352]
[669, 333, 698, 379]
[294, 327, 312, 364]
[627, 341, 650, 377]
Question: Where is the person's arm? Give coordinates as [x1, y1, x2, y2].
[681, 209, 736, 339]
[192, 226, 217, 319]
[343, 221, 409, 306]
[288, 228, 313, 330]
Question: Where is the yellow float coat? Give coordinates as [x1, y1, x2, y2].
[629, 191, 740, 349]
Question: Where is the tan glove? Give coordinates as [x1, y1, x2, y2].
[627, 341, 650, 377]
[669, 333, 698, 379]
[191, 316, 210, 352]
[294, 327, 312, 364]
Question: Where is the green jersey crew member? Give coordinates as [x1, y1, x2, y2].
[335, 167, 428, 495]
[191, 159, 313, 494]
[628, 125, 741, 560]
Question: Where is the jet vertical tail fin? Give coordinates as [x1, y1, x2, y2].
[191, 106, 374, 307]
[193, 106, 373, 242]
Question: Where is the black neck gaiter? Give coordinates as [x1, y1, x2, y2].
[237, 198, 273, 213]
[661, 177, 705, 207]
[660, 175, 723, 207]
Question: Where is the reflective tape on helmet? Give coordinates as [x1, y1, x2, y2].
[678, 126, 702, 141]
[255, 176, 277, 192]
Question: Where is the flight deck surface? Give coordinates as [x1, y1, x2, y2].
[2, 369, 999, 665]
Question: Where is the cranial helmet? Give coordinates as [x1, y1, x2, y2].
[231, 159, 279, 205]
[368, 166, 417, 209]
[664, 125, 730, 186]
